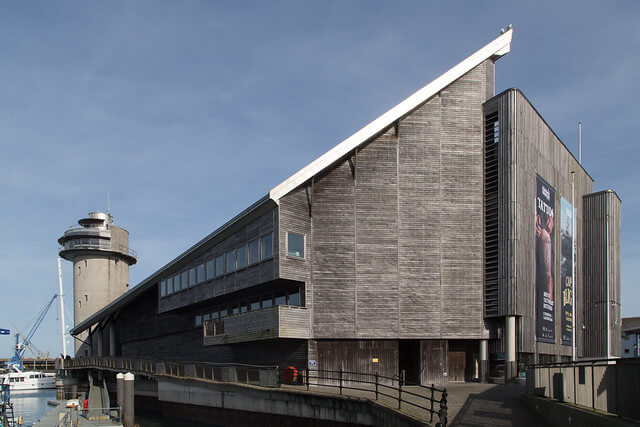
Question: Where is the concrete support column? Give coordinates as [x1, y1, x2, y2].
[96, 328, 103, 357]
[116, 373, 124, 415]
[505, 316, 517, 382]
[123, 372, 135, 427]
[109, 324, 116, 357]
[479, 339, 489, 382]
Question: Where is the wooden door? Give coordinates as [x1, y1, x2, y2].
[448, 351, 466, 382]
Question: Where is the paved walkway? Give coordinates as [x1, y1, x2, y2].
[281, 381, 541, 426]
[445, 383, 541, 426]
[34, 400, 123, 427]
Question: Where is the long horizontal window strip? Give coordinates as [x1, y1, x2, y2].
[159, 232, 274, 298]
[193, 287, 302, 327]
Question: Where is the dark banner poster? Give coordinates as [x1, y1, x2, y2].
[536, 175, 556, 343]
[560, 198, 574, 345]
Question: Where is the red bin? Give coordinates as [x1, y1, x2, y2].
[282, 366, 298, 384]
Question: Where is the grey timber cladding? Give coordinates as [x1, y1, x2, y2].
[203, 306, 310, 345]
[112, 287, 308, 367]
[583, 191, 622, 357]
[159, 209, 277, 313]
[278, 60, 495, 340]
[483, 89, 594, 355]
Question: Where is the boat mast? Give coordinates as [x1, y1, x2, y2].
[57, 257, 67, 359]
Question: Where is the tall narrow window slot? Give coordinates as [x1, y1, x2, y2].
[484, 110, 500, 317]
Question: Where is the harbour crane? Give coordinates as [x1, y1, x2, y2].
[4, 294, 57, 372]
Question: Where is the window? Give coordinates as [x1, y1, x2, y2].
[232, 304, 239, 315]
[250, 299, 261, 311]
[167, 277, 173, 295]
[188, 268, 195, 286]
[240, 302, 248, 313]
[225, 250, 235, 274]
[288, 289, 301, 306]
[275, 293, 286, 306]
[160, 281, 167, 297]
[236, 245, 248, 269]
[261, 233, 273, 260]
[249, 239, 260, 265]
[287, 232, 304, 258]
[197, 264, 205, 283]
[182, 271, 189, 290]
[173, 274, 181, 292]
[211, 310, 219, 319]
[215, 255, 224, 278]
[206, 260, 215, 281]
[195, 315, 202, 327]
[220, 308, 228, 317]
[203, 313, 210, 323]
[262, 296, 273, 308]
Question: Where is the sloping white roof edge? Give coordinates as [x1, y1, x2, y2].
[269, 28, 513, 202]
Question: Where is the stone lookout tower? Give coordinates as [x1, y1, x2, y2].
[58, 212, 137, 355]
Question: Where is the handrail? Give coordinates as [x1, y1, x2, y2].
[526, 357, 622, 369]
[61, 357, 447, 425]
[298, 368, 447, 425]
[58, 242, 137, 259]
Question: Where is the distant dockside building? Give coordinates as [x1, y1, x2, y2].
[69, 28, 621, 384]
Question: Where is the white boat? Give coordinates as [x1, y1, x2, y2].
[0, 370, 55, 391]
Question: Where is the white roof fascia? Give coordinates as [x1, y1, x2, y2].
[269, 28, 513, 202]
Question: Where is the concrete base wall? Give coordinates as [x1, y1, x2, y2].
[520, 393, 637, 427]
[158, 376, 426, 427]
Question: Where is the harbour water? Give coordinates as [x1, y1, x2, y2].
[9, 389, 56, 426]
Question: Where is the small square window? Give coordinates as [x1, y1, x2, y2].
[215, 255, 224, 278]
[220, 308, 228, 317]
[261, 234, 273, 260]
[206, 260, 215, 280]
[262, 296, 273, 308]
[287, 232, 304, 258]
[225, 250, 235, 273]
[288, 289, 301, 306]
[250, 299, 261, 311]
[275, 293, 286, 306]
[232, 304, 239, 315]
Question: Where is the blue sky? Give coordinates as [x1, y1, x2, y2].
[1, 2, 638, 357]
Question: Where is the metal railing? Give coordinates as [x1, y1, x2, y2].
[526, 357, 640, 422]
[62, 357, 279, 387]
[285, 368, 447, 426]
[57, 406, 121, 427]
[58, 241, 137, 259]
[63, 357, 447, 425]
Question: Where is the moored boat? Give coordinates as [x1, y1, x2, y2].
[0, 371, 55, 391]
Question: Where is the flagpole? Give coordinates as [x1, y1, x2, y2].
[571, 172, 576, 361]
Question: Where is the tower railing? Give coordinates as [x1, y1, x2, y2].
[58, 242, 137, 259]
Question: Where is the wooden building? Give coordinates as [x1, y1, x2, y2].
[70, 28, 621, 384]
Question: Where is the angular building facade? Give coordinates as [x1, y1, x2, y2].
[70, 29, 621, 384]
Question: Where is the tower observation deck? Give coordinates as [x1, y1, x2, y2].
[58, 212, 137, 355]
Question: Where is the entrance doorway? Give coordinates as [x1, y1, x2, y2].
[398, 340, 421, 385]
[448, 340, 477, 382]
